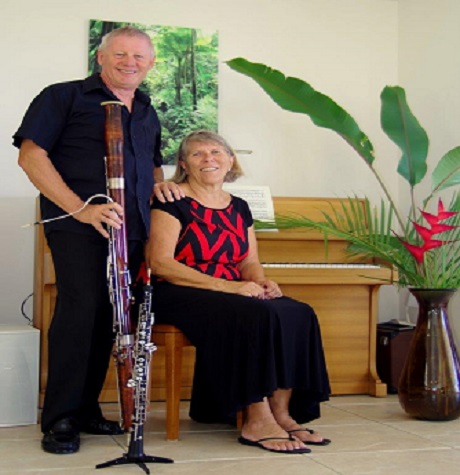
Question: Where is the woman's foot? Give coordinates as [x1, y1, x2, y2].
[241, 399, 309, 453]
[241, 419, 309, 453]
[269, 398, 330, 445]
[285, 427, 331, 446]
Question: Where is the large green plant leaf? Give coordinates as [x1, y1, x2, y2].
[380, 86, 429, 186]
[226, 57, 375, 164]
[431, 146, 460, 193]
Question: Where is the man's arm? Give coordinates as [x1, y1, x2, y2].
[18, 139, 123, 238]
[153, 165, 164, 184]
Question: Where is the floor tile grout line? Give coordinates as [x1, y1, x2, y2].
[93, 445, 457, 466]
[326, 405, 460, 448]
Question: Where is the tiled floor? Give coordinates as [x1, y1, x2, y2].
[2, 395, 460, 474]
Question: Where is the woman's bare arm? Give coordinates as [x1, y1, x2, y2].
[148, 209, 264, 297]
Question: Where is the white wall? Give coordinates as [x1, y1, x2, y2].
[2, 0, 456, 331]
[398, 0, 460, 343]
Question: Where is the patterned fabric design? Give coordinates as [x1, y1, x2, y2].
[153, 197, 252, 281]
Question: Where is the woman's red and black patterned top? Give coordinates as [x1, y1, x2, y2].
[151, 196, 253, 281]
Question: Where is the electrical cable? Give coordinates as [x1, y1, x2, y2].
[18, 193, 115, 324]
[20, 292, 33, 325]
[21, 193, 113, 228]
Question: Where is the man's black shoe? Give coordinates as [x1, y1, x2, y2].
[80, 417, 124, 435]
[41, 418, 80, 454]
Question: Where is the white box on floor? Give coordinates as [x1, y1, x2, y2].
[0, 324, 40, 426]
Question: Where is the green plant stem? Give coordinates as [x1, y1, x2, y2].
[368, 162, 406, 233]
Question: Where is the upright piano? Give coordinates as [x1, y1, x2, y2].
[257, 197, 394, 397]
[33, 196, 393, 405]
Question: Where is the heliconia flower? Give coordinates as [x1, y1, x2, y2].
[437, 198, 459, 220]
[412, 222, 433, 242]
[429, 223, 457, 235]
[397, 198, 457, 269]
[399, 240, 426, 263]
[413, 221, 457, 241]
[422, 239, 448, 250]
[420, 198, 459, 225]
[398, 235, 446, 263]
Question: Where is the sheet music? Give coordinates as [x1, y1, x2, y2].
[223, 185, 275, 226]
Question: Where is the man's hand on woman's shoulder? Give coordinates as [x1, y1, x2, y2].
[153, 181, 185, 203]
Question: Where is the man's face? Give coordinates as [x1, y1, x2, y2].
[97, 35, 155, 92]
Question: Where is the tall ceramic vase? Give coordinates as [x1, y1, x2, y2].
[398, 288, 460, 420]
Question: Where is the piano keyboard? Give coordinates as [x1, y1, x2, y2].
[262, 263, 381, 269]
[261, 262, 394, 286]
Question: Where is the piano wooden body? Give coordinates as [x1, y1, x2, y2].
[33, 197, 392, 405]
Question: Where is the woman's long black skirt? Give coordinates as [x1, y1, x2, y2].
[152, 282, 330, 425]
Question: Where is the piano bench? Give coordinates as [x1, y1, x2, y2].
[152, 324, 244, 440]
[152, 324, 193, 441]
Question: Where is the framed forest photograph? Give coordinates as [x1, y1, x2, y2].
[88, 19, 219, 165]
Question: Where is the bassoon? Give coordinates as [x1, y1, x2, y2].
[97, 101, 173, 473]
[101, 100, 135, 431]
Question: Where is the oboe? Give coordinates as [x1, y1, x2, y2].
[101, 100, 135, 431]
[124, 277, 161, 463]
[129, 280, 156, 444]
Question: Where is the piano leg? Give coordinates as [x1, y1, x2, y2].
[368, 285, 387, 397]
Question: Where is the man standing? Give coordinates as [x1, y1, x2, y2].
[13, 26, 182, 454]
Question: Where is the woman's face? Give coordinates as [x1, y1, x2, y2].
[181, 140, 234, 186]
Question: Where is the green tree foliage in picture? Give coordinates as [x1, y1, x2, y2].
[88, 19, 218, 164]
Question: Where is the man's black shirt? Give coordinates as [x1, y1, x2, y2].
[13, 74, 163, 240]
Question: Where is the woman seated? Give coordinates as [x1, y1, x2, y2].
[148, 130, 331, 454]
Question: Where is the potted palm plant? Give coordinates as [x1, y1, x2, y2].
[226, 57, 460, 420]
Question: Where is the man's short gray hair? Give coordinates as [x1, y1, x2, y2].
[99, 26, 155, 58]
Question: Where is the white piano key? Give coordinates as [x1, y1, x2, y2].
[261, 263, 381, 269]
